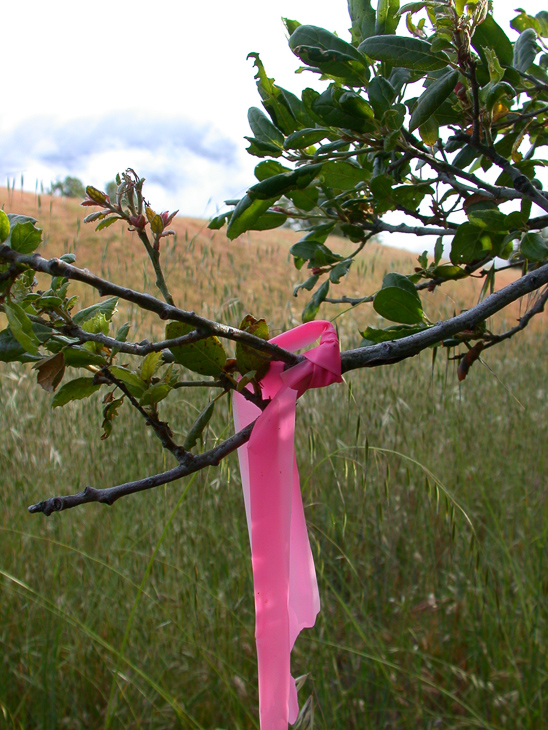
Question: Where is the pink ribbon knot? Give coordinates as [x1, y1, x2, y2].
[233, 321, 342, 730]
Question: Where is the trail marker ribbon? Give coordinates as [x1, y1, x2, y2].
[233, 321, 342, 730]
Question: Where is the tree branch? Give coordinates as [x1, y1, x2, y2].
[0, 246, 303, 368]
[483, 285, 548, 349]
[26, 264, 548, 517]
[340, 263, 548, 372]
[27, 422, 255, 516]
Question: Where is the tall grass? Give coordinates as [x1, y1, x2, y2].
[0, 190, 546, 727]
[1, 328, 546, 729]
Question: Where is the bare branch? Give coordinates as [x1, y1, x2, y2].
[27, 422, 255, 516]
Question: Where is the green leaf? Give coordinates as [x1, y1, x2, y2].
[284, 128, 331, 150]
[140, 383, 172, 407]
[290, 240, 343, 267]
[8, 221, 42, 254]
[359, 35, 448, 71]
[235, 315, 271, 379]
[0, 328, 42, 363]
[409, 69, 458, 132]
[432, 264, 468, 280]
[293, 274, 319, 296]
[62, 345, 107, 368]
[513, 28, 539, 72]
[471, 15, 513, 68]
[289, 24, 368, 67]
[360, 322, 428, 345]
[287, 187, 319, 212]
[348, 0, 376, 43]
[520, 232, 548, 261]
[247, 53, 301, 135]
[375, 0, 400, 35]
[183, 401, 215, 451]
[95, 217, 120, 232]
[109, 366, 147, 398]
[321, 161, 367, 190]
[248, 211, 287, 231]
[373, 286, 424, 324]
[166, 322, 227, 376]
[247, 164, 323, 201]
[245, 137, 284, 158]
[226, 194, 276, 240]
[254, 160, 291, 181]
[139, 351, 163, 383]
[52, 377, 101, 408]
[208, 212, 231, 230]
[248, 107, 285, 147]
[466, 206, 509, 232]
[368, 76, 397, 117]
[72, 297, 118, 326]
[4, 301, 41, 355]
[0, 211, 10, 243]
[311, 86, 372, 132]
[330, 259, 353, 283]
[450, 223, 492, 264]
[302, 279, 330, 322]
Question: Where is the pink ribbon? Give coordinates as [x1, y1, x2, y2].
[233, 321, 342, 729]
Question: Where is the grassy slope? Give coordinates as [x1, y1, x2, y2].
[0, 190, 547, 729]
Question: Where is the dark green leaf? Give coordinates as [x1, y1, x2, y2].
[247, 164, 323, 201]
[368, 76, 397, 117]
[330, 259, 353, 283]
[513, 28, 539, 72]
[467, 206, 509, 232]
[248, 107, 285, 147]
[293, 275, 319, 296]
[290, 240, 343, 267]
[373, 286, 424, 324]
[321, 161, 367, 190]
[432, 264, 468, 280]
[359, 35, 448, 71]
[409, 69, 458, 132]
[72, 297, 118, 326]
[226, 194, 277, 240]
[283, 128, 331, 150]
[289, 25, 367, 67]
[245, 137, 284, 158]
[52, 377, 101, 408]
[450, 223, 492, 264]
[248, 211, 287, 231]
[302, 280, 329, 322]
[0, 327, 42, 363]
[520, 231, 548, 261]
[360, 322, 428, 345]
[254, 160, 291, 181]
[287, 187, 320, 211]
[471, 15, 513, 68]
[166, 322, 227, 376]
[183, 401, 215, 450]
[62, 346, 107, 368]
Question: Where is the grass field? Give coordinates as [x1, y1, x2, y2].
[0, 190, 547, 729]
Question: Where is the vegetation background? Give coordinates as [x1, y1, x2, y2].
[0, 188, 546, 729]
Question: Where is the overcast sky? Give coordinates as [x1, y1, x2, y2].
[2, 1, 545, 246]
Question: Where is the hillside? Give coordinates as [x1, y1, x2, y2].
[1, 187, 529, 349]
